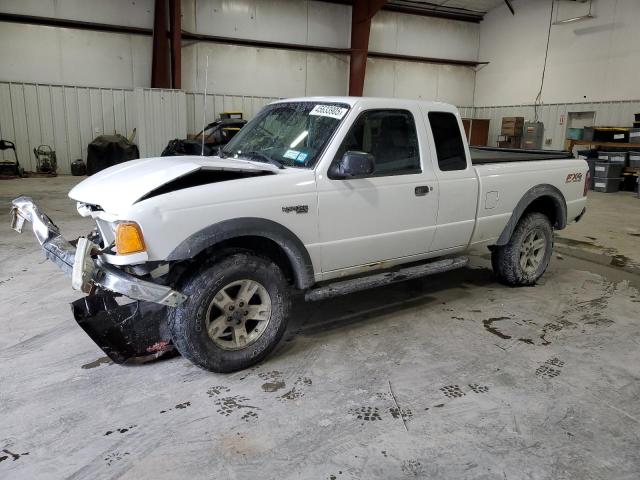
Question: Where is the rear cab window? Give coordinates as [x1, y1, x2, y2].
[428, 111, 468, 172]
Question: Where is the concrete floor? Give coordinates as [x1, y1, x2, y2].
[1, 177, 640, 480]
[555, 190, 640, 274]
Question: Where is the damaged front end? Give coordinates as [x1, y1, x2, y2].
[10, 196, 187, 364]
[71, 293, 174, 364]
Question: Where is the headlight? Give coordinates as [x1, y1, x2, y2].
[115, 222, 146, 255]
[76, 202, 93, 217]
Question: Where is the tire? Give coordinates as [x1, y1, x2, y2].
[491, 212, 553, 286]
[168, 253, 291, 372]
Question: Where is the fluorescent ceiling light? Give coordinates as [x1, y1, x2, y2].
[553, 13, 594, 24]
[553, 0, 594, 25]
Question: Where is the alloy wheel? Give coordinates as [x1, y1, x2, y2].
[205, 279, 272, 350]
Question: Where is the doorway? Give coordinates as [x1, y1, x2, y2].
[567, 111, 596, 131]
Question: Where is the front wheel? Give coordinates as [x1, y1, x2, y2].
[491, 212, 553, 286]
[169, 253, 291, 372]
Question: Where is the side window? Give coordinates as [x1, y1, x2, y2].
[333, 109, 421, 177]
[428, 111, 467, 171]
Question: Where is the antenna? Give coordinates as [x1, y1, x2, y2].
[201, 55, 209, 156]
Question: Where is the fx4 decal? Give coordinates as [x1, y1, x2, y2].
[565, 173, 583, 183]
[282, 205, 309, 214]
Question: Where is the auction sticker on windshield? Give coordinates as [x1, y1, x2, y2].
[309, 104, 348, 120]
[284, 149, 301, 160]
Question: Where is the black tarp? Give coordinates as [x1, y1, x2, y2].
[87, 135, 139, 175]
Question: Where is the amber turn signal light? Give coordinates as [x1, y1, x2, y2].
[115, 222, 146, 255]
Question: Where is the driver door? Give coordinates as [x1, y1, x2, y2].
[316, 106, 439, 274]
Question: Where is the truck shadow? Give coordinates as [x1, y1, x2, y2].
[273, 266, 497, 359]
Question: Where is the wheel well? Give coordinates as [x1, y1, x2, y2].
[196, 236, 295, 285]
[166, 217, 315, 289]
[522, 195, 559, 228]
[494, 186, 567, 247]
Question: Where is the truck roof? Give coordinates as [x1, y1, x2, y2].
[271, 96, 458, 112]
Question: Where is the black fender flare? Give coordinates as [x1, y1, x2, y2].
[495, 184, 567, 246]
[167, 217, 315, 289]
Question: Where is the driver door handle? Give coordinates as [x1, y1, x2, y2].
[414, 185, 431, 196]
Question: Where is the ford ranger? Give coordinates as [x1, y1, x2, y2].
[10, 97, 589, 372]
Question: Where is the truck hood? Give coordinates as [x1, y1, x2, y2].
[68, 156, 279, 213]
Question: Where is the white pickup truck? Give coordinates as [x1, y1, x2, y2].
[11, 97, 589, 372]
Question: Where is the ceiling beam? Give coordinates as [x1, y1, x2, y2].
[504, 0, 515, 15]
[181, 30, 350, 54]
[316, 0, 483, 23]
[349, 0, 387, 96]
[0, 12, 153, 35]
[151, 0, 171, 88]
[367, 51, 487, 67]
[0, 13, 487, 79]
[183, 30, 486, 67]
[169, 0, 182, 89]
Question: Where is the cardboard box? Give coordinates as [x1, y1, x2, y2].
[502, 116, 524, 125]
[501, 124, 523, 136]
[501, 117, 524, 136]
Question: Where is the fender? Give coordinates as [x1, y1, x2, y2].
[495, 184, 567, 246]
[167, 217, 315, 289]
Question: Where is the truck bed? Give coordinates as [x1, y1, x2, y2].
[470, 146, 572, 164]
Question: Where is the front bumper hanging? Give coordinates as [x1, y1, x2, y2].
[10, 196, 187, 307]
[10, 196, 187, 363]
[71, 293, 174, 363]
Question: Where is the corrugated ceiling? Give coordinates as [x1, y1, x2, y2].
[409, 0, 506, 14]
[385, 0, 506, 20]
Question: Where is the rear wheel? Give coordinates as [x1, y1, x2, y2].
[491, 212, 553, 286]
[169, 253, 291, 372]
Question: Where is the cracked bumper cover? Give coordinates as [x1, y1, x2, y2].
[10, 196, 187, 307]
[71, 293, 174, 363]
[10, 196, 186, 363]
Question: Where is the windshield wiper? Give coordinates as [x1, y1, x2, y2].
[238, 151, 285, 169]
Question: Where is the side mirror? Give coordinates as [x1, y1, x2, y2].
[328, 151, 375, 180]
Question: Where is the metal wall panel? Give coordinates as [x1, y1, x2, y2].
[0, 82, 183, 173]
[0, 0, 154, 28]
[476, 0, 640, 106]
[182, 43, 317, 98]
[188, 0, 351, 49]
[458, 107, 474, 118]
[470, 100, 640, 149]
[370, 10, 480, 62]
[363, 58, 476, 106]
[4, 79, 640, 175]
[135, 88, 187, 158]
[0, 22, 152, 89]
[184, 92, 280, 135]
[0, 82, 276, 173]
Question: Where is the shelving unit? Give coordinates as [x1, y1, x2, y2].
[564, 139, 640, 183]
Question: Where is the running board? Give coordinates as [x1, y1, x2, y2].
[305, 256, 469, 302]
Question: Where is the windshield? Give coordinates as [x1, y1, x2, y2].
[221, 102, 350, 168]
